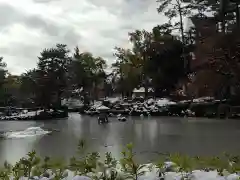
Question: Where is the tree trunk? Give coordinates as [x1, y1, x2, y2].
[220, 0, 226, 33]
[56, 91, 62, 108]
[236, 3, 240, 29]
[144, 78, 149, 99]
[82, 88, 90, 109]
[178, 2, 188, 95]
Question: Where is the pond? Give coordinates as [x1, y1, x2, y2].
[0, 113, 240, 165]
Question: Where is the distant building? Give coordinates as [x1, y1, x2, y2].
[61, 98, 83, 109]
[132, 87, 154, 98]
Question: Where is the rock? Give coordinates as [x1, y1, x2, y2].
[226, 174, 240, 180]
[72, 175, 91, 180]
[39, 177, 49, 180]
[31, 176, 40, 180]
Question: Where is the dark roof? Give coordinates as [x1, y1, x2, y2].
[190, 15, 218, 27]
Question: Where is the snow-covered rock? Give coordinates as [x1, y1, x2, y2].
[3, 127, 50, 139]
[8, 162, 240, 180]
[156, 98, 176, 107]
[72, 176, 91, 180]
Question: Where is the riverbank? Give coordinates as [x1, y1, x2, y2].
[81, 97, 240, 119]
[0, 108, 68, 121]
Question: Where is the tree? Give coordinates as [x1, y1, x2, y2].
[193, 0, 239, 32]
[112, 24, 186, 98]
[19, 69, 39, 107]
[70, 47, 107, 102]
[145, 26, 186, 96]
[0, 57, 8, 106]
[36, 44, 71, 108]
[128, 30, 153, 98]
[3, 74, 21, 106]
[112, 47, 143, 97]
[220, 0, 240, 31]
[209, 30, 240, 98]
[206, 30, 240, 98]
[103, 73, 115, 97]
[0, 57, 7, 86]
[157, 0, 195, 44]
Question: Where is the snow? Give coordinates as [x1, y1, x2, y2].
[3, 127, 50, 139]
[193, 97, 214, 103]
[62, 98, 83, 108]
[106, 97, 120, 103]
[185, 17, 195, 32]
[72, 88, 83, 93]
[96, 105, 110, 110]
[147, 98, 155, 104]
[156, 98, 176, 107]
[5, 157, 240, 180]
[133, 87, 146, 93]
[72, 176, 91, 180]
[92, 101, 102, 109]
[133, 87, 154, 93]
[13, 162, 239, 180]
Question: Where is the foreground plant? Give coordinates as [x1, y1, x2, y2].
[0, 141, 240, 180]
[69, 139, 100, 176]
[120, 143, 148, 180]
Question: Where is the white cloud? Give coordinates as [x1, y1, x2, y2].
[0, 0, 167, 75]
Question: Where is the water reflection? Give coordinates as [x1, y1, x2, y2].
[0, 138, 41, 164]
[68, 113, 85, 138]
[134, 123, 143, 140]
[147, 120, 158, 148]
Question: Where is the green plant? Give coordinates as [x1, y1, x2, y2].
[105, 152, 117, 168]
[0, 141, 240, 180]
[202, 156, 229, 176]
[20, 150, 41, 178]
[91, 152, 118, 180]
[223, 153, 240, 175]
[49, 158, 67, 180]
[168, 153, 197, 180]
[0, 161, 12, 180]
[120, 143, 148, 180]
[69, 139, 100, 177]
[155, 154, 168, 179]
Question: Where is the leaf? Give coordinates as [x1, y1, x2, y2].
[137, 164, 147, 171]
[174, 22, 181, 27]
[137, 170, 147, 177]
[31, 166, 43, 177]
[164, 9, 178, 19]
[126, 143, 133, 151]
[157, 0, 172, 13]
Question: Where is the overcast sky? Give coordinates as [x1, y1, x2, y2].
[0, 0, 169, 75]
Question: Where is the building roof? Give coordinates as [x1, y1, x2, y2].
[132, 87, 154, 93]
[185, 15, 218, 33]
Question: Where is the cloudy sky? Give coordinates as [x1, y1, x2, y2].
[0, 0, 169, 75]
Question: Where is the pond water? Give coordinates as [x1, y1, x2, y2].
[0, 113, 240, 165]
